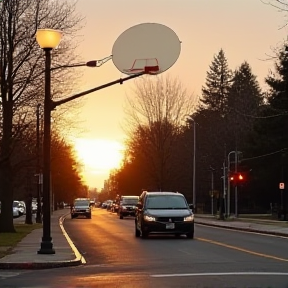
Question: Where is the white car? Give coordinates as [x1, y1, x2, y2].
[13, 200, 25, 216]
[32, 201, 37, 214]
[13, 206, 20, 217]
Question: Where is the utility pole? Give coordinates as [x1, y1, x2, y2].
[210, 166, 215, 215]
[235, 149, 238, 218]
[193, 119, 196, 212]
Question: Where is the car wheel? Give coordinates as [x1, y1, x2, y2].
[87, 214, 92, 219]
[71, 215, 74, 219]
[119, 213, 123, 219]
[141, 227, 149, 239]
[186, 231, 194, 239]
[135, 225, 140, 237]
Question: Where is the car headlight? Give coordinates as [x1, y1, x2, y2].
[144, 215, 156, 222]
[184, 215, 194, 222]
[86, 209, 90, 212]
[122, 206, 127, 211]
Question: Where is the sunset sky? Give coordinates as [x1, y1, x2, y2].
[67, 0, 288, 189]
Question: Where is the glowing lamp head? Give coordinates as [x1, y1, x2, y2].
[36, 29, 62, 49]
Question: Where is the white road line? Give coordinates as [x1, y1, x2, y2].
[0, 272, 21, 279]
[151, 272, 288, 278]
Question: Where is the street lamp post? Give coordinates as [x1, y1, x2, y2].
[186, 116, 196, 210]
[193, 119, 196, 211]
[35, 29, 146, 254]
[36, 29, 62, 254]
[35, 103, 42, 224]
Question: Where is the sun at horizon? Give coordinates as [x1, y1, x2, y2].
[74, 138, 125, 188]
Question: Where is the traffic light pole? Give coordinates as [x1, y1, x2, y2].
[227, 150, 242, 218]
[235, 149, 238, 218]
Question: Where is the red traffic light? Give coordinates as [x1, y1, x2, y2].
[238, 173, 244, 181]
[229, 172, 246, 184]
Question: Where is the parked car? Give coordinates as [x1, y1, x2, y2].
[71, 198, 92, 219]
[0, 201, 23, 218]
[13, 200, 25, 216]
[106, 200, 113, 211]
[19, 201, 26, 215]
[118, 196, 139, 219]
[31, 201, 37, 214]
[135, 191, 194, 239]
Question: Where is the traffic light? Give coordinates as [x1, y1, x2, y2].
[238, 173, 244, 181]
[229, 172, 246, 186]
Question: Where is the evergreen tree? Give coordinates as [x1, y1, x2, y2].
[227, 61, 264, 150]
[200, 49, 233, 115]
[246, 43, 288, 210]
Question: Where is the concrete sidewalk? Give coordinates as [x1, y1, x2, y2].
[195, 214, 288, 238]
[0, 209, 287, 270]
[0, 209, 85, 269]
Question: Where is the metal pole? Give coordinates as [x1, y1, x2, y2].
[227, 152, 233, 217]
[211, 168, 214, 215]
[36, 104, 42, 223]
[235, 151, 238, 218]
[223, 161, 227, 217]
[38, 48, 55, 254]
[193, 120, 196, 211]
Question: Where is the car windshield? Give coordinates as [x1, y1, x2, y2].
[122, 199, 138, 205]
[74, 200, 89, 206]
[13, 201, 20, 207]
[146, 195, 188, 209]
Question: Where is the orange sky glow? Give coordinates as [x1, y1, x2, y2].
[66, 0, 288, 189]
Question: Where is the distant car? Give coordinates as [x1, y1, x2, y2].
[106, 200, 113, 211]
[0, 201, 22, 218]
[135, 191, 194, 239]
[31, 201, 37, 214]
[118, 196, 139, 219]
[13, 206, 21, 218]
[13, 201, 25, 216]
[19, 201, 26, 215]
[71, 198, 92, 219]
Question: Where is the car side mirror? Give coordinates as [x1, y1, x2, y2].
[189, 204, 194, 211]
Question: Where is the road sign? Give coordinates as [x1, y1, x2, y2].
[112, 23, 181, 75]
[279, 182, 285, 189]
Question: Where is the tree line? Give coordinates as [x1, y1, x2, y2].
[0, 0, 88, 233]
[106, 45, 288, 217]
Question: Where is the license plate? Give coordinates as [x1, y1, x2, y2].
[166, 223, 175, 229]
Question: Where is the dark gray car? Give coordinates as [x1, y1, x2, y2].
[135, 191, 194, 239]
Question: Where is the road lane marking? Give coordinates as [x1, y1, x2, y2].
[0, 272, 22, 279]
[151, 272, 288, 277]
[197, 237, 288, 262]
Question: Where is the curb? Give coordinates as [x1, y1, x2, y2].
[0, 212, 85, 270]
[0, 259, 83, 270]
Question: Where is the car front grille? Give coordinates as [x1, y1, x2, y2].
[157, 217, 184, 222]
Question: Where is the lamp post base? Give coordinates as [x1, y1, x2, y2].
[38, 240, 55, 254]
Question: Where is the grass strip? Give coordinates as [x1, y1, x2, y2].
[0, 223, 42, 258]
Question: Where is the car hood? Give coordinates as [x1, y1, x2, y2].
[146, 209, 192, 217]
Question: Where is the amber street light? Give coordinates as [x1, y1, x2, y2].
[36, 29, 62, 254]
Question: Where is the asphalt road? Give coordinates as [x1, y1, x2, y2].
[2, 208, 288, 288]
